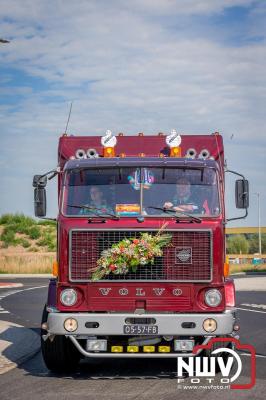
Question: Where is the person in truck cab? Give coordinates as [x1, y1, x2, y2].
[163, 177, 210, 214]
[79, 186, 113, 215]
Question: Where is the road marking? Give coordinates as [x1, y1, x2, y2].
[236, 307, 266, 314]
[241, 353, 266, 359]
[0, 285, 48, 315]
[240, 303, 266, 310]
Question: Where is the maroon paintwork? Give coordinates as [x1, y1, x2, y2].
[49, 132, 229, 314]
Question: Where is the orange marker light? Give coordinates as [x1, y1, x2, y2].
[170, 147, 181, 157]
[52, 260, 58, 277]
[103, 147, 115, 157]
[138, 153, 145, 157]
[224, 256, 229, 277]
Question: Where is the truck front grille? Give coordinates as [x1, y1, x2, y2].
[70, 230, 212, 282]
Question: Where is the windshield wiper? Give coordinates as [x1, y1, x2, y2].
[67, 204, 120, 220]
[147, 206, 202, 223]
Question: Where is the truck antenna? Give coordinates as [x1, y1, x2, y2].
[64, 101, 73, 135]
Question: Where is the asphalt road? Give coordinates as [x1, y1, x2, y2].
[0, 276, 265, 400]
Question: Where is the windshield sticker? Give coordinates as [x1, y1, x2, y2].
[116, 204, 140, 216]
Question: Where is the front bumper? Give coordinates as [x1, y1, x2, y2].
[46, 308, 236, 337]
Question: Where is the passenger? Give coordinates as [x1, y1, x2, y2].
[79, 186, 112, 215]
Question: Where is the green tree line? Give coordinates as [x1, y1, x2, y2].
[226, 234, 266, 254]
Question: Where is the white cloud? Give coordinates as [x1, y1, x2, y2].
[0, 0, 265, 225]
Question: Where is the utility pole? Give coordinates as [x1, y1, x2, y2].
[253, 192, 262, 255]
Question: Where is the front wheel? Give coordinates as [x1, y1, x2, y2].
[204, 336, 234, 373]
[41, 305, 81, 373]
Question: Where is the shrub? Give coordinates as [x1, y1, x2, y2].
[28, 226, 41, 240]
[0, 227, 17, 247]
[18, 238, 31, 248]
[36, 232, 56, 251]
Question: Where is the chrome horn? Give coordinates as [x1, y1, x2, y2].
[75, 149, 87, 159]
[185, 148, 197, 159]
[198, 149, 210, 160]
[87, 148, 99, 158]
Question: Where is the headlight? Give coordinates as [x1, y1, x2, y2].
[60, 289, 77, 306]
[203, 318, 217, 333]
[64, 318, 78, 332]
[205, 289, 222, 307]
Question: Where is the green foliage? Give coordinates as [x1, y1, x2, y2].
[37, 219, 56, 227]
[18, 238, 31, 248]
[28, 226, 41, 239]
[0, 227, 18, 247]
[227, 234, 249, 254]
[247, 234, 266, 254]
[36, 232, 56, 251]
[0, 213, 56, 251]
[0, 213, 35, 226]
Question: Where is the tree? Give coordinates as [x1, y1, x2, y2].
[226, 235, 249, 254]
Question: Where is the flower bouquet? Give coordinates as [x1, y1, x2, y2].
[91, 225, 172, 281]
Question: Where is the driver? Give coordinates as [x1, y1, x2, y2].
[163, 177, 200, 213]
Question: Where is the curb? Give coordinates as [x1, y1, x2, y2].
[0, 274, 52, 278]
[0, 320, 40, 374]
[231, 272, 266, 277]
[0, 283, 24, 289]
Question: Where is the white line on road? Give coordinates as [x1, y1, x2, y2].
[236, 307, 266, 314]
[0, 285, 48, 314]
[240, 353, 266, 359]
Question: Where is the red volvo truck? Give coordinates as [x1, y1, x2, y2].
[34, 130, 249, 372]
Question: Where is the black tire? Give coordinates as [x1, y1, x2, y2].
[204, 336, 234, 373]
[41, 305, 81, 373]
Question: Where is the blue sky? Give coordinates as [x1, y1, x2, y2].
[0, 0, 265, 226]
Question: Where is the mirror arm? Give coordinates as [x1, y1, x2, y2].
[37, 168, 59, 186]
[227, 208, 248, 222]
[225, 169, 245, 180]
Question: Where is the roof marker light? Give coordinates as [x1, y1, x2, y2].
[101, 130, 117, 157]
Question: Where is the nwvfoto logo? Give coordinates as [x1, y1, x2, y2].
[177, 338, 256, 390]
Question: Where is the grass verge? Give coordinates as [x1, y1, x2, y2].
[0, 253, 55, 274]
[230, 263, 266, 274]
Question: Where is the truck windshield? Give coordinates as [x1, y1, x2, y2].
[62, 167, 220, 217]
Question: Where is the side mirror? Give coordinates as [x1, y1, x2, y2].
[235, 179, 249, 209]
[34, 187, 46, 217]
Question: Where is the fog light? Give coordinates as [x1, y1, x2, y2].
[64, 318, 78, 332]
[111, 346, 123, 353]
[203, 318, 217, 333]
[60, 289, 77, 306]
[127, 346, 139, 353]
[205, 289, 222, 307]
[158, 346, 170, 353]
[143, 346, 155, 353]
[86, 339, 107, 352]
[233, 323, 240, 331]
[174, 340, 194, 351]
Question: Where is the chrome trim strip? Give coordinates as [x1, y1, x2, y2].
[69, 228, 213, 283]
